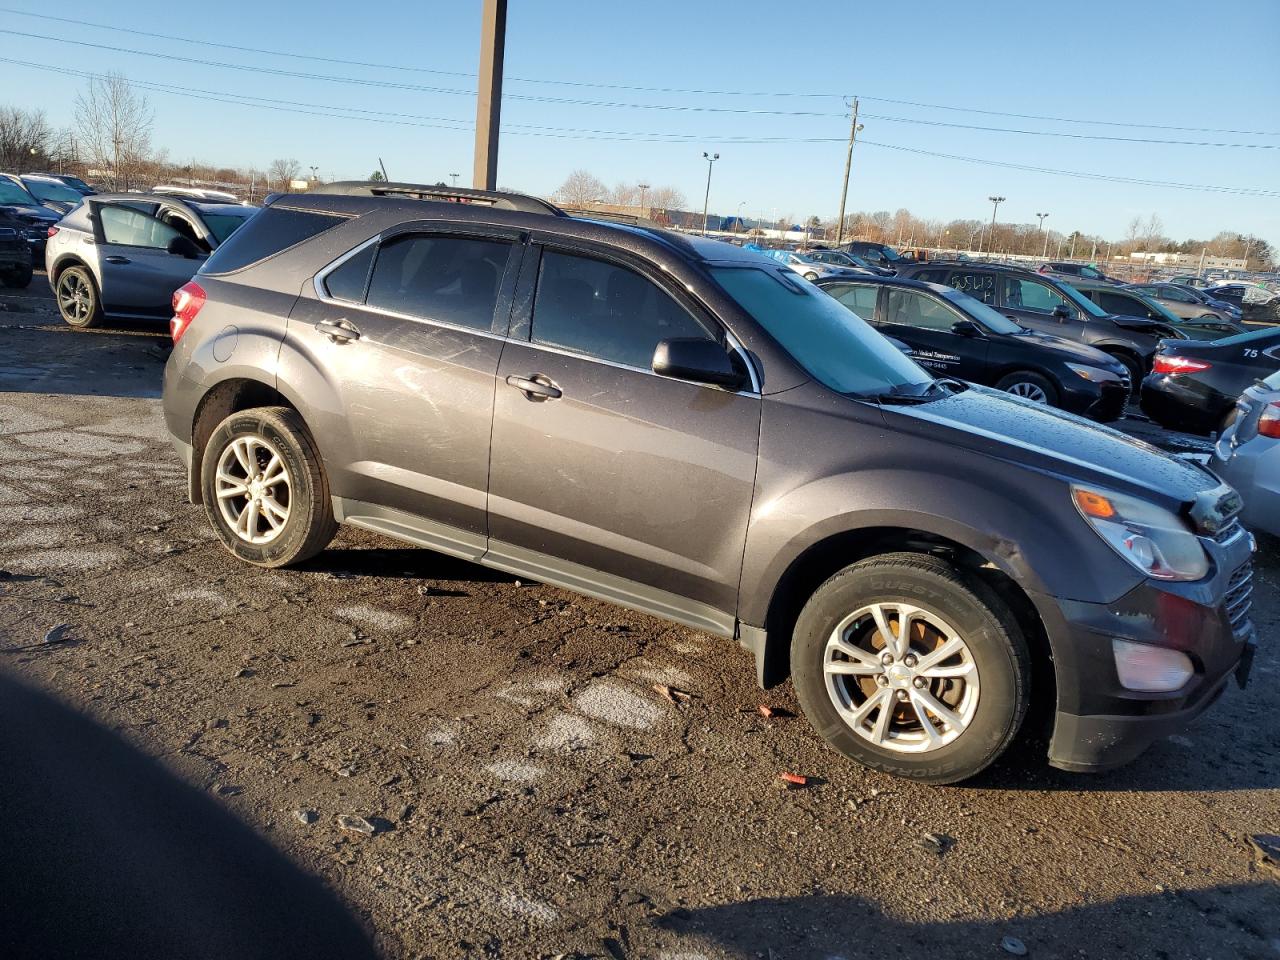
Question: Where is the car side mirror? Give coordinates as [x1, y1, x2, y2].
[167, 234, 203, 259]
[951, 319, 981, 337]
[1051, 304, 1072, 321]
[652, 338, 747, 390]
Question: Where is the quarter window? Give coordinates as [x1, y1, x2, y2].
[1002, 277, 1070, 314]
[531, 251, 714, 369]
[365, 234, 512, 331]
[99, 205, 182, 249]
[324, 244, 376, 302]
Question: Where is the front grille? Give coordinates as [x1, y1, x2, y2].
[1224, 561, 1254, 637]
[1213, 519, 1244, 545]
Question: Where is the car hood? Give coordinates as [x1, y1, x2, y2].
[879, 384, 1217, 503]
[1017, 330, 1125, 370]
[0, 203, 59, 223]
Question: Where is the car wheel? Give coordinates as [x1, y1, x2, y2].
[791, 552, 1030, 784]
[1198, 313, 1222, 322]
[2, 262, 33, 289]
[804, 271, 819, 281]
[200, 406, 337, 568]
[55, 266, 102, 328]
[995, 370, 1058, 406]
[1104, 352, 1142, 396]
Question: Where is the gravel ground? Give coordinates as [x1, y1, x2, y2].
[1, 275, 1277, 960]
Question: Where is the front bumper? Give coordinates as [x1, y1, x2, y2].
[1035, 525, 1256, 772]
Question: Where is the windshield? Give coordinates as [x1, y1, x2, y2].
[1060, 282, 1109, 318]
[24, 179, 81, 203]
[938, 287, 1023, 334]
[878, 246, 903, 262]
[1136, 295, 1179, 323]
[0, 180, 37, 206]
[202, 212, 253, 245]
[711, 265, 931, 395]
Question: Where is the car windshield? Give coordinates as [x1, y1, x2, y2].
[711, 265, 932, 396]
[878, 246, 903, 262]
[1136, 295, 1180, 323]
[937, 287, 1023, 334]
[1059, 282, 1109, 317]
[0, 180, 37, 205]
[24, 179, 81, 203]
[202, 212, 254, 245]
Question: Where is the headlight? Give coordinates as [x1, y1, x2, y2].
[1072, 486, 1209, 581]
[1066, 362, 1122, 383]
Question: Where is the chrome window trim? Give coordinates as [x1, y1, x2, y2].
[313, 234, 380, 303]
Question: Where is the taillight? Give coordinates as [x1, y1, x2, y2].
[1259, 401, 1280, 439]
[1152, 355, 1212, 376]
[170, 281, 206, 343]
[47, 226, 59, 238]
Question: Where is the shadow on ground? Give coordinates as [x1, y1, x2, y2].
[0, 671, 379, 960]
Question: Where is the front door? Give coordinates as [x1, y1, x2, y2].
[91, 201, 204, 314]
[996, 273, 1087, 340]
[878, 287, 989, 381]
[486, 245, 761, 629]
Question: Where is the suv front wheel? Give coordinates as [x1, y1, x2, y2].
[791, 552, 1030, 784]
[201, 406, 337, 567]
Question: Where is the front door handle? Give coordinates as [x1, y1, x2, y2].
[316, 318, 361, 343]
[104, 255, 130, 264]
[506, 374, 562, 401]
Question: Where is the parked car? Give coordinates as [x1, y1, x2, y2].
[45, 194, 257, 328]
[1125, 281, 1243, 323]
[153, 185, 246, 205]
[1140, 327, 1280, 434]
[19, 173, 86, 214]
[816, 275, 1129, 420]
[898, 259, 1173, 389]
[1205, 283, 1279, 314]
[839, 240, 903, 271]
[1212, 371, 1280, 538]
[160, 181, 1255, 784]
[1038, 262, 1120, 284]
[29, 172, 95, 195]
[0, 207, 34, 288]
[1067, 280, 1246, 340]
[1168, 275, 1209, 289]
[0, 173, 60, 257]
[800, 248, 892, 276]
[762, 249, 864, 281]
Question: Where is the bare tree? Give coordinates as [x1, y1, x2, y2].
[646, 185, 685, 211]
[1141, 213, 1165, 253]
[268, 158, 302, 191]
[0, 106, 53, 172]
[74, 73, 153, 191]
[554, 170, 608, 206]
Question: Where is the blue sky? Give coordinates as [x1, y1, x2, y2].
[1, 0, 1277, 245]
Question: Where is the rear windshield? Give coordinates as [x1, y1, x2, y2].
[203, 211, 254, 246]
[24, 179, 81, 203]
[201, 206, 344, 274]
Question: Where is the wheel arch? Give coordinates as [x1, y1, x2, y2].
[49, 254, 92, 287]
[189, 377, 301, 504]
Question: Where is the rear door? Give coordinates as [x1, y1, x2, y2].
[996, 274, 1087, 340]
[91, 201, 204, 314]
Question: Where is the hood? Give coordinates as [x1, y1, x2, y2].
[1019, 331, 1127, 371]
[879, 384, 1217, 503]
[0, 203, 58, 223]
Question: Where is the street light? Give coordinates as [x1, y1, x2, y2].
[736, 200, 746, 235]
[309, 165, 319, 182]
[450, 173, 460, 187]
[638, 182, 650, 214]
[1036, 212, 1049, 258]
[985, 196, 1005, 255]
[700, 152, 720, 236]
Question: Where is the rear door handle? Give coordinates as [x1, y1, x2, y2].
[104, 256, 130, 264]
[315, 318, 361, 343]
[506, 374, 562, 400]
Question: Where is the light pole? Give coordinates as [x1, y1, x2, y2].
[450, 173, 460, 187]
[985, 196, 1005, 255]
[309, 165, 319, 182]
[1036, 212, 1049, 258]
[736, 200, 746, 235]
[701, 152, 719, 237]
[638, 182, 650, 215]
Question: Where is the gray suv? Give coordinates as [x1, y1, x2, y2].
[161, 183, 1257, 784]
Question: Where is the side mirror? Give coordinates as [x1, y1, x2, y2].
[1051, 303, 1072, 321]
[652, 338, 747, 390]
[167, 234, 203, 259]
[951, 319, 981, 337]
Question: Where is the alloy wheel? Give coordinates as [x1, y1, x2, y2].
[57, 272, 92, 323]
[1004, 381, 1048, 403]
[214, 434, 292, 545]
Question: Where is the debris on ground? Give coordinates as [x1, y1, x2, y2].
[294, 809, 318, 825]
[757, 704, 794, 719]
[776, 772, 810, 789]
[1247, 834, 1280, 877]
[42, 624, 72, 644]
[920, 832, 950, 855]
[336, 814, 377, 835]
[1001, 935, 1028, 956]
[652, 683, 694, 704]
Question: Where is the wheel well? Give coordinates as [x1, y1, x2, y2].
[1098, 345, 1143, 371]
[189, 379, 295, 504]
[760, 527, 1054, 730]
[50, 256, 89, 286]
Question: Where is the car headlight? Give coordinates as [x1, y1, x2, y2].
[1072, 486, 1209, 581]
[1066, 362, 1122, 383]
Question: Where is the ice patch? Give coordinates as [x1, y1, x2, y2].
[169, 588, 231, 613]
[496, 676, 564, 707]
[627, 662, 695, 688]
[332, 604, 414, 633]
[0, 404, 64, 434]
[496, 891, 558, 923]
[425, 722, 461, 747]
[0, 482, 24, 504]
[484, 760, 545, 783]
[574, 682, 665, 730]
[533, 713, 598, 752]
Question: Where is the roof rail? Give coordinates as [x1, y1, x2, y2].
[310, 181, 565, 216]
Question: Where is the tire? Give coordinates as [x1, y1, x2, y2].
[55, 265, 102, 328]
[791, 552, 1030, 784]
[1103, 351, 1142, 396]
[995, 370, 1059, 406]
[200, 406, 337, 568]
[3, 262, 33, 289]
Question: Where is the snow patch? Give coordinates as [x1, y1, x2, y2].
[484, 760, 545, 783]
[332, 604, 414, 633]
[574, 682, 665, 730]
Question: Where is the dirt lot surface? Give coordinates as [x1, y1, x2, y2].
[1, 275, 1277, 960]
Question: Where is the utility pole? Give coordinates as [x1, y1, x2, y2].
[1197, 247, 1206, 279]
[473, 0, 507, 190]
[834, 97, 861, 246]
[638, 183, 650, 215]
[450, 173, 460, 187]
[701, 151, 719, 236]
[985, 196, 1005, 255]
[1036, 212, 1049, 258]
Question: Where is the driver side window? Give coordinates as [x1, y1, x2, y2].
[99, 204, 182, 250]
[885, 289, 963, 331]
[1002, 277, 1069, 315]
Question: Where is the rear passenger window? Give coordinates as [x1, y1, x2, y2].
[365, 234, 511, 331]
[202, 207, 345, 275]
[1002, 277, 1069, 314]
[323, 244, 376, 302]
[912, 269, 947, 284]
[948, 271, 997, 305]
[531, 251, 714, 369]
[830, 283, 879, 318]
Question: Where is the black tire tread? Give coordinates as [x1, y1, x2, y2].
[57, 265, 102, 329]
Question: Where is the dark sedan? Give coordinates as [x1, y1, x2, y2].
[1140, 327, 1280, 434]
[817, 275, 1130, 421]
[1067, 280, 1246, 340]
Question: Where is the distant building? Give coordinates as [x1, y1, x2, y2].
[1127, 251, 1246, 272]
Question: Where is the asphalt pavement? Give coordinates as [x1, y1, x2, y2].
[1, 274, 1276, 959]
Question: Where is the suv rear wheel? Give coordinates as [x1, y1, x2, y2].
[55, 265, 102, 328]
[791, 552, 1030, 784]
[200, 406, 337, 567]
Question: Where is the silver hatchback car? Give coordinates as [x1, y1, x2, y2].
[1212, 370, 1280, 538]
[45, 194, 256, 328]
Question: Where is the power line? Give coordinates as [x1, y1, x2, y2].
[2, 14, 1278, 138]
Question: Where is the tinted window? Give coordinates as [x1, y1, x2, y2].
[324, 244, 376, 302]
[1002, 276, 1070, 314]
[938, 287, 1023, 334]
[1097, 292, 1154, 318]
[202, 212, 253, 245]
[1161, 286, 1196, 303]
[884, 289, 963, 331]
[912, 268, 948, 284]
[0, 179, 35, 205]
[202, 207, 344, 275]
[532, 251, 712, 369]
[947, 270, 997, 305]
[829, 283, 879, 318]
[365, 234, 511, 331]
[100, 205, 182, 249]
[24, 179, 81, 203]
